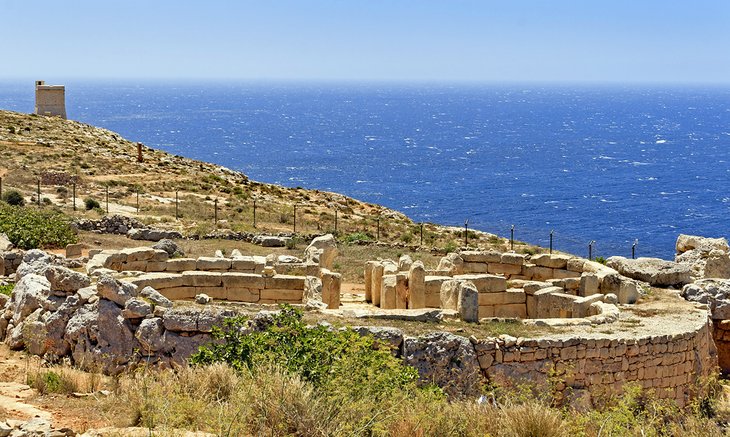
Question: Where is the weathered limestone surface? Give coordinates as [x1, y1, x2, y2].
[607, 256, 691, 287]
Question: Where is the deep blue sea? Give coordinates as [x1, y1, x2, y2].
[1, 81, 729, 259]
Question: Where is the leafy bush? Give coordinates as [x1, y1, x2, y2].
[84, 197, 100, 210]
[26, 370, 80, 394]
[0, 204, 77, 249]
[0, 284, 13, 296]
[191, 306, 422, 400]
[2, 190, 25, 206]
[342, 232, 372, 244]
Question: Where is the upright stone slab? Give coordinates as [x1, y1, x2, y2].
[395, 272, 409, 310]
[408, 261, 426, 309]
[381, 275, 397, 309]
[458, 281, 479, 323]
[398, 254, 413, 272]
[364, 261, 377, 303]
[580, 273, 600, 296]
[440, 279, 461, 311]
[371, 263, 384, 306]
[321, 269, 341, 309]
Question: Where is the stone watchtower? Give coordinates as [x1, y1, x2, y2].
[34, 80, 67, 119]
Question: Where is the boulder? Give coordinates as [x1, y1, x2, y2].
[676, 234, 729, 254]
[15, 249, 54, 280]
[195, 293, 212, 305]
[437, 252, 464, 275]
[606, 256, 691, 287]
[128, 228, 183, 242]
[303, 234, 338, 270]
[403, 332, 482, 398]
[44, 265, 91, 294]
[122, 298, 153, 319]
[253, 235, 288, 248]
[704, 250, 730, 279]
[152, 239, 184, 257]
[0, 233, 13, 251]
[457, 281, 479, 323]
[682, 279, 730, 319]
[96, 276, 138, 307]
[139, 286, 173, 308]
[135, 317, 166, 353]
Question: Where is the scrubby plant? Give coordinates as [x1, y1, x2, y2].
[191, 306, 423, 400]
[0, 204, 77, 249]
[0, 284, 13, 296]
[2, 189, 25, 206]
[342, 232, 372, 244]
[84, 197, 100, 210]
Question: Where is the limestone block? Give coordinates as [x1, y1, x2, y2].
[159, 286, 197, 300]
[182, 271, 223, 287]
[458, 281, 479, 322]
[579, 273, 600, 296]
[145, 261, 168, 272]
[398, 254, 413, 272]
[222, 272, 265, 289]
[599, 272, 622, 294]
[408, 261, 426, 309]
[572, 294, 604, 318]
[567, 258, 586, 272]
[494, 303, 527, 319]
[381, 274, 397, 309]
[526, 295, 536, 318]
[553, 269, 580, 279]
[463, 262, 488, 273]
[531, 254, 570, 269]
[619, 281, 640, 304]
[533, 287, 562, 318]
[196, 257, 232, 271]
[226, 287, 260, 302]
[261, 289, 304, 301]
[321, 269, 341, 309]
[124, 261, 148, 272]
[440, 279, 460, 311]
[371, 263, 384, 306]
[165, 258, 197, 272]
[460, 251, 493, 263]
[523, 281, 551, 295]
[121, 247, 159, 262]
[455, 274, 507, 293]
[479, 305, 495, 319]
[478, 289, 526, 306]
[364, 261, 377, 302]
[526, 266, 554, 281]
[488, 263, 522, 276]
[65, 243, 83, 258]
[437, 252, 464, 275]
[150, 249, 170, 262]
[196, 286, 227, 300]
[230, 256, 256, 271]
[129, 273, 185, 290]
[395, 273, 409, 309]
[265, 275, 305, 290]
[563, 277, 581, 291]
[501, 252, 526, 265]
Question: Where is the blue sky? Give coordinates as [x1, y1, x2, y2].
[1, 0, 728, 83]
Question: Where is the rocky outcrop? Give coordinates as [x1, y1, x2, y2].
[128, 228, 183, 242]
[74, 215, 146, 235]
[606, 256, 691, 287]
[675, 234, 730, 280]
[152, 239, 184, 257]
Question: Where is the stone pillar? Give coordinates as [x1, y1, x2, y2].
[395, 272, 408, 309]
[371, 263, 384, 306]
[381, 275, 397, 309]
[321, 269, 341, 309]
[458, 281, 479, 323]
[408, 261, 426, 309]
[364, 261, 377, 303]
[440, 279, 460, 311]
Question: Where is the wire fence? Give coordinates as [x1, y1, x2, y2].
[0, 175, 660, 259]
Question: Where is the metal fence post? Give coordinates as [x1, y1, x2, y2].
[136, 189, 140, 213]
[293, 204, 297, 233]
[0, 176, 2, 200]
[464, 219, 469, 246]
[632, 239, 638, 259]
[549, 230, 553, 254]
[376, 217, 380, 241]
[253, 199, 257, 228]
[510, 225, 515, 251]
[588, 240, 595, 260]
[334, 209, 338, 233]
[420, 223, 424, 246]
[105, 185, 109, 214]
[214, 198, 218, 223]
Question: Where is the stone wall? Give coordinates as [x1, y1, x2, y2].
[365, 251, 640, 322]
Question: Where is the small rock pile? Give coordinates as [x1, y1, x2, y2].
[0, 417, 74, 437]
[74, 215, 146, 235]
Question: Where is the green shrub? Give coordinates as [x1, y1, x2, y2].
[84, 198, 100, 210]
[0, 204, 77, 249]
[595, 256, 607, 265]
[2, 190, 25, 206]
[191, 306, 423, 401]
[0, 284, 13, 296]
[343, 232, 372, 244]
